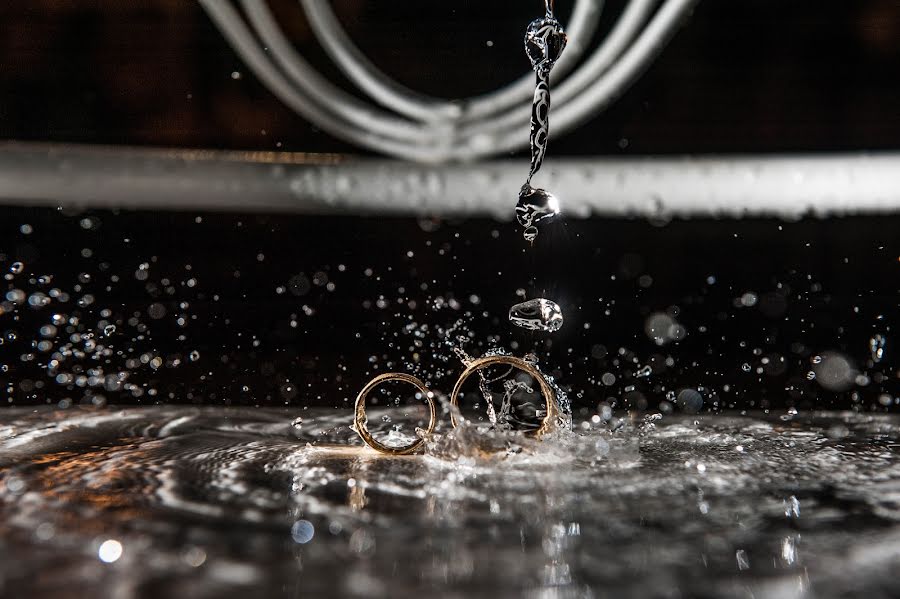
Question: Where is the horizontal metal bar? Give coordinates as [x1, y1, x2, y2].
[0, 142, 897, 218]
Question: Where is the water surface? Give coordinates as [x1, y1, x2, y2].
[1, 407, 899, 597]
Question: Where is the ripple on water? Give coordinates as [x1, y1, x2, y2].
[0, 407, 899, 598]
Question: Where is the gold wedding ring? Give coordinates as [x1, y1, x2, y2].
[353, 372, 437, 455]
[354, 356, 558, 454]
[449, 355, 558, 436]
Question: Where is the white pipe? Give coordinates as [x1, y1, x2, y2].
[0, 143, 897, 219]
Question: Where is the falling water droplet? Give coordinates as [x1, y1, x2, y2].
[517, 7, 566, 242]
[509, 298, 563, 332]
[784, 495, 801, 518]
[516, 184, 560, 242]
[9, 262, 24, 274]
[525, 16, 567, 74]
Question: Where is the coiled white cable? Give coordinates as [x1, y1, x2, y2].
[198, 0, 699, 162]
[297, 0, 603, 123]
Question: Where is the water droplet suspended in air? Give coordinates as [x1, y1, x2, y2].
[148, 303, 166, 320]
[870, 334, 886, 363]
[735, 549, 750, 571]
[29, 293, 51, 307]
[5, 289, 25, 303]
[812, 352, 856, 391]
[524, 16, 567, 75]
[516, 184, 560, 242]
[508, 298, 563, 332]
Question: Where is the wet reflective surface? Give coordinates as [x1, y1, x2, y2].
[2, 407, 899, 598]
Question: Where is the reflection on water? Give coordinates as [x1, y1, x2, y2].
[1, 407, 900, 597]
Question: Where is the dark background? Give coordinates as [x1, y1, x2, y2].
[0, 1, 898, 414]
[2, 206, 898, 414]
